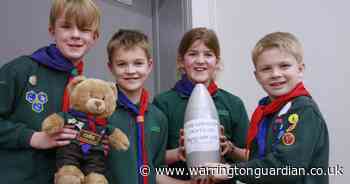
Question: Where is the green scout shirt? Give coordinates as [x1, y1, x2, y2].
[153, 88, 249, 180]
[106, 103, 168, 184]
[0, 56, 70, 183]
[234, 96, 329, 184]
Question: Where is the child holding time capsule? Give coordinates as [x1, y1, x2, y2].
[153, 27, 249, 184]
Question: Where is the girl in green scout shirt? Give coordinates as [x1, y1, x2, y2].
[0, 0, 100, 183]
[208, 32, 329, 184]
[153, 27, 249, 184]
[105, 29, 168, 184]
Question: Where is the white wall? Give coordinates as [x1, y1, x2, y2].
[192, 0, 349, 183]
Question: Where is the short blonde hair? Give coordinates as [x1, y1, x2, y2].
[50, 0, 101, 34]
[107, 29, 152, 63]
[252, 32, 303, 65]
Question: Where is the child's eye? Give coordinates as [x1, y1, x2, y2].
[60, 24, 71, 29]
[135, 62, 144, 66]
[280, 64, 291, 69]
[204, 52, 214, 57]
[117, 62, 127, 67]
[260, 67, 271, 72]
[187, 52, 197, 56]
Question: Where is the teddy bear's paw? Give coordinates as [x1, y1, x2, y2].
[55, 165, 84, 184]
[42, 113, 65, 135]
[84, 172, 108, 184]
[109, 128, 130, 151]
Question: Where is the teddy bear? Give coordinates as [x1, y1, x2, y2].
[41, 76, 130, 184]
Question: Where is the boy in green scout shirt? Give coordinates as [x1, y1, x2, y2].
[0, 0, 100, 183]
[153, 27, 249, 184]
[208, 32, 329, 184]
[105, 29, 168, 184]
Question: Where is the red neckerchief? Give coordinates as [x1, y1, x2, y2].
[87, 113, 107, 133]
[138, 89, 149, 184]
[246, 82, 310, 151]
[62, 62, 84, 112]
[208, 81, 218, 96]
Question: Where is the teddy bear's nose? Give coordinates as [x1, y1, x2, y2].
[95, 101, 102, 107]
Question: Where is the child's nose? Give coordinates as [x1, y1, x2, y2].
[271, 68, 282, 77]
[195, 54, 206, 64]
[71, 28, 81, 38]
[126, 65, 136, 73]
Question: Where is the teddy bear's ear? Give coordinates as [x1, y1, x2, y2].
[67, 75, 86, 94]
[108, 82, 118, 96]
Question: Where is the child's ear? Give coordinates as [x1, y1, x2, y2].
[148, 58, 153, 67]
[48, 25, 55, 37]
[298, 63, 305, 77]
[146, 58, 153, 74]
[93, 31, 100, 41]
[254, 70, 261, 83]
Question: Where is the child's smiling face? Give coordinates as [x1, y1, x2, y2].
[179, 40, 219, 86]
[109, 46, 152, 95]
[49, 14, 98, 65]
[254, 48, 304, 100]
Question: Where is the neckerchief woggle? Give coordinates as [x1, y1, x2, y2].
[174, 74, 218, 96]
[30, 44, 84, 112]
[117, 88, 149, 184]
[68, 109, 107, 155]
[246, 82, 311, 155]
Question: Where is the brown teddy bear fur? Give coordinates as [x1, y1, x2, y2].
[42, 76, 129, 184]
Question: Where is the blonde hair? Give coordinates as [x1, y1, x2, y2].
[107, 29, 152, 63]
[252, 32, 303, 65]
[50, 0, 101, 34]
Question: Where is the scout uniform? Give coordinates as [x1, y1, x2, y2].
[235, 83, 329, 184]
[0, 45, 81, 183]
[106, 89, 168, 184]
[153, 75, 249, 181]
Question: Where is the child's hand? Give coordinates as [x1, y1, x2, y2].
[30, 127, 77, 149]
[219, 125, 234, 156]
[178, 128, 186, 161]
[204, 163, 232, 183]
[189, 177, 215, 184]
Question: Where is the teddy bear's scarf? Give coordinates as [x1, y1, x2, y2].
[246, 82, 310, 152]
[68, 109, 107, 155]
[118, 89, 149, 184]
[174, 74, 218, 96]
[30, 44, 84, 112]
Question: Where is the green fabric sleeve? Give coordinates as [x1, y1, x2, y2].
[231, 97, 249, 148]
[0, 60, 35, 149]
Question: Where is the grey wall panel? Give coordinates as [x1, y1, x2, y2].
[155, 0, 191, 93]
[0, 0, 155, 94]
